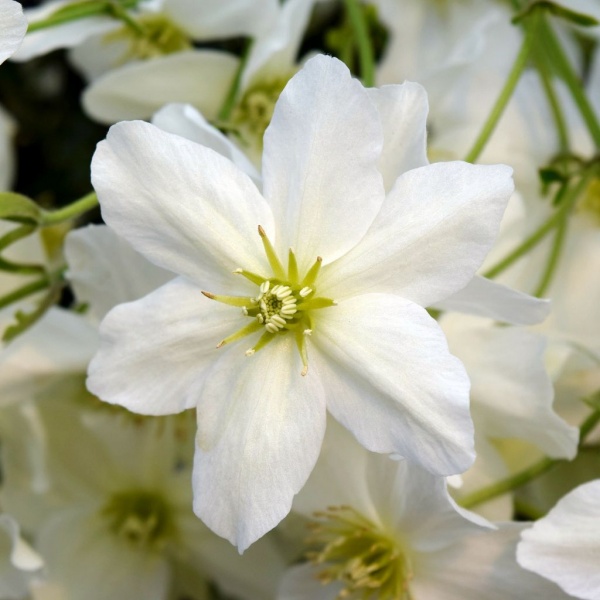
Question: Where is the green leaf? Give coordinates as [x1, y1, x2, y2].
[513, 1, 599, 26]
[0, 192, 43, 225]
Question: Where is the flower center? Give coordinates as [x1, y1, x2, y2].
[101, 489, 176, 549]
[202, 226, 336, 375]
[228, 75, 293, 155]
[306, 506, 414, 600]
[105, 13, 192, 62]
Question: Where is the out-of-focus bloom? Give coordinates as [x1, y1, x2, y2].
[0, 0, 27, 65]
[0, 514, 43, 599]
[517, 479, 600, 600]
[88, 54, 519, 550]
[278, 423, 569, 600]
[81, 0, 315, 164]
[12, 0, 279, 66]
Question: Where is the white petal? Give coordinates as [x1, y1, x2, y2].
[518, 480, 600, 600]
[311, 293, 474, 476]
[0, 308, 98, 407]
[193, 335, 326, 551]
[319, 162, 514, 307]
[0, 0, 27, 64]
[65, 224, 173, 323]
[366, 82, 429, 192]
[82, 50, 239, 124]
[242, 0, 314, 87]
[444, 320, 578, 459]
[165, 0, 280, 40]
[87, 277, 243, 415]
[435, 275, 551, 325]
[91, 120, 273, 292]
[262, 55, 385, 274]
[13, 1, 116, 62]
[68, 31, 131, 81]
[417, 522, 568, 599]
[38, 508, 170, 600]
[151, 103, 260, 183]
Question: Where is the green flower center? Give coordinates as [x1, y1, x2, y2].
[228, 76, 293, 154]
[307, 506, 414, 600]
[105, 13, 192, 61]
[101, 489, 176, 548]
[202, 226, 336, 375]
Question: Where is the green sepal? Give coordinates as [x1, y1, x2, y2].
[513, 1, 599, 27]
[0, 192, 43, 225]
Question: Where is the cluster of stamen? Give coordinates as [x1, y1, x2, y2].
[105, 13, 192, 62]
[101, 489, 176, 549]
[306, 506, 414, 600]
[202, 225, 336, 375]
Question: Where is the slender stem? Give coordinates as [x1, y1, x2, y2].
[459, 408, 600, 509]
[483, 181, 571, 279]
[464, 25, 534, 163]
[41, 192, 98, 226]
[343, 0, 375, 87]
[0, 224, 36, 252]
[0, 277, 49, 311]
[537, 16, 600, 148]
[27, 0, 138, 33]
[533, 210, 567, 296]
[534, 53, 569, 152]
[218, 39, 253, 123]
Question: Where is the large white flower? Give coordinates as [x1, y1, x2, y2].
[88, 55, 516, 550]
[517, 479, 600, 600]
[0, 0, 27, 65]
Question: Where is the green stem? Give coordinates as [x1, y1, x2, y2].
[27, 0, 138, 32]
[343, 0, 375, 87]
[534, 52, 569, 152]
[459, 407, 600, 509]
[537, 16, 600, 148]
[533, 209, 567, 296]
[217, 39, 253, 123]
[0, 224, 36, 252]
[483, 181, 571, 279]
[41, 192, 98, 226]
[464, 25, 534, 163]
[0, 277, 50, 311]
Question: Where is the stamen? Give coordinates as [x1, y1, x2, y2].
[216, 320, 262, 348]
[202, 291, 254, 307]
[299, 286, 313, 297]
[301, 256, 322, 287]
[246, 331, 276, 356]
[258, 225, 286, 280]
[296, 297, 337, 311]
[233, 268, 267, 286]
[288, 248, 299, 284]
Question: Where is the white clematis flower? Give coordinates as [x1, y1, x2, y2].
[517, 479, 600, 600]
[88, 55, 515, 551]
[0, 0, 27, 65]
[279, 422, 569, 600]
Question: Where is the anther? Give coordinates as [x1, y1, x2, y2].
[245, 348, 256, 356]
[265, 322, 279, 333]
[299, 287, 312, 297]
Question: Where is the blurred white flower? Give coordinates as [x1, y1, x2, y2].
[88, 54, 517, 550]
[0, 514, 43, 600]
[279, 422, 568, 600]
[518, 479, 600, 600]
